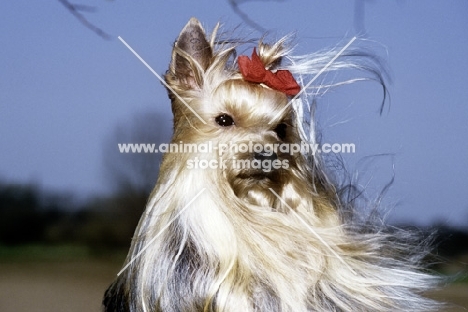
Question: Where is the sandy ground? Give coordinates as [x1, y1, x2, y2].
[429, 284, 468, 312]
[0, 260, 117, 312]
[0, 260, 466, 312]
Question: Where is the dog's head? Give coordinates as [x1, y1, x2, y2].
[163, 18, 310, 208]
[104, 19, 439, 312]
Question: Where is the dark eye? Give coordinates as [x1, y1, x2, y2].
[215, 114, 235, 127]
[274, 123, 287, 140]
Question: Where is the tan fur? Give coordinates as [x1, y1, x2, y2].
[103, 18, 439, 312]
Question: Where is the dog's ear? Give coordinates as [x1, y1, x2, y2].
[166, 17, 213, 90]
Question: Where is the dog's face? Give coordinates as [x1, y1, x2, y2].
[164, 19, 305, 208]
[208, 80, 300, 206]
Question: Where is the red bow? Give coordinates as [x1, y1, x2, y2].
[238, 48, 300, 96]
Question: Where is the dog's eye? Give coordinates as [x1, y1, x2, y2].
[274, 123, 287, 140]
[215, 114, 235, 127]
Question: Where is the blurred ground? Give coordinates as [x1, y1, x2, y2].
[429, 284, 468, 312]
[0, 260, 119, 312]
[0, 259, 466, 312]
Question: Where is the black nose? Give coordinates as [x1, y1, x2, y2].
[254, 151, 278, 161]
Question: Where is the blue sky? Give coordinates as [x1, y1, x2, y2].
[1, 1, 467, 226]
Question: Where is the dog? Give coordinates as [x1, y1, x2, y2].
[104, 18, 439, 311]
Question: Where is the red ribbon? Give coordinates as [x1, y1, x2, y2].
[238, 48, 300, 96]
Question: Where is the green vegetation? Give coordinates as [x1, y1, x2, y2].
[0, 244, 91, 262]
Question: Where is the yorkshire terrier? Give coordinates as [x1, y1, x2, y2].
[104, 18, 439, 311]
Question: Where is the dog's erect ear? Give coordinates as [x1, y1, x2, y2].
[167, 18, 213, 90]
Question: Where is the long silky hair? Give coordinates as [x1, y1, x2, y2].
[103, 18, 440, 312]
